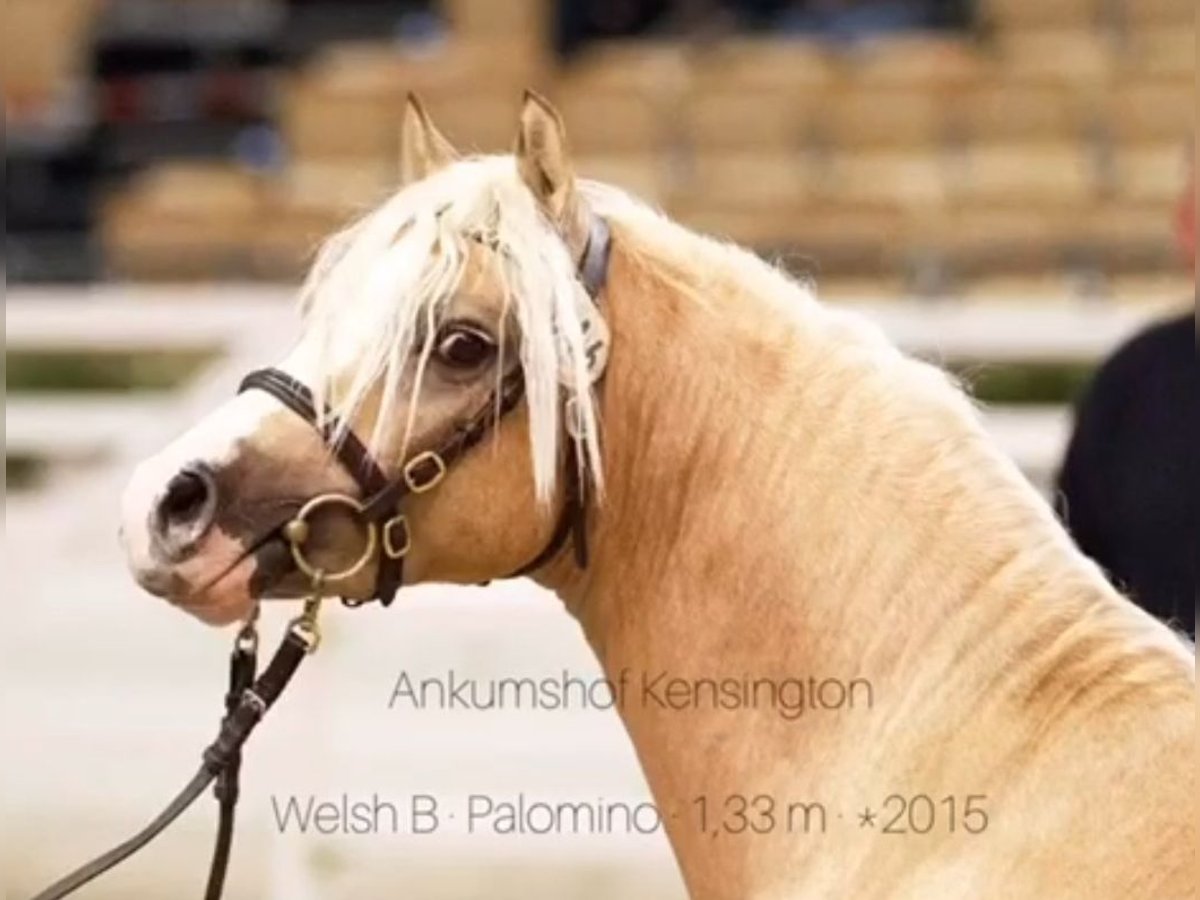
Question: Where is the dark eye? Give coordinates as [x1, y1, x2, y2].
[435, 323, 496, 369]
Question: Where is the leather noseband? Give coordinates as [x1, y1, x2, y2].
[238, 215, 611, 606]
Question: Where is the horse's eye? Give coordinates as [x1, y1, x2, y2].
[435, 324, 496, 369]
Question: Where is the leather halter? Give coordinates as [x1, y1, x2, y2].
[28, 216, 612, 900]
[239, 214, 612, 607]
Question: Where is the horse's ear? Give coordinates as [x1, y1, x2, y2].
[400, 93, 458, 185]
[514, 90, 579, 229]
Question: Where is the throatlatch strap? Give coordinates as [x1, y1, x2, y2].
[502, 438, 589, 580]
[578, 215, 611, 299]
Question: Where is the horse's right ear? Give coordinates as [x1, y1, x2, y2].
[400, 93, 458, 185]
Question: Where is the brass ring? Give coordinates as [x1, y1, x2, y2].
[284, 493, 378, 585]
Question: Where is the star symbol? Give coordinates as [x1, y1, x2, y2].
[857, 807, 878, 829]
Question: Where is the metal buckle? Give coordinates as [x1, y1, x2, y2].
[235, 604, 260, 653]
[289, 593, 324, 653]
[282, 493, 378, 586]
[403, 450, 447, 493]
[382, 514, 411, 559]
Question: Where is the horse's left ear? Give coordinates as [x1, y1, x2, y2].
[400, 92, 458, 185]
[515, 90, 587, 252]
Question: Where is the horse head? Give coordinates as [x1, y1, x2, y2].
[120, 93, 608, 624]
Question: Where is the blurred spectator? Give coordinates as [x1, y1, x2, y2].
[1056, 152, 1196, 639]
[555, 0, 671, 56]
[554, 0, 974, 57]
[774, 0, 968, 39]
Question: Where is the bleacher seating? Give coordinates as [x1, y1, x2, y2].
[1118, 0, 1194, 29]
[84, 0, 1193, 298]
[950, 84, 1089, 143]
[101, 163, 269, 278]
[834, 35, 983, 87]
[984, 0, 1103, 30]
[3, 0, 100, 121]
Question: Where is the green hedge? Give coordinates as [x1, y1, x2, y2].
[6, 349, 216, 393]
[946, 361, 1095, 406]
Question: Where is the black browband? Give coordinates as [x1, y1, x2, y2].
[240, 213, 611, 607]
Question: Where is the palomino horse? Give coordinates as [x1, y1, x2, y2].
[120, 94, 1194, 899]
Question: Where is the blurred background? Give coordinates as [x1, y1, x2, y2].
[3, 0, 1194, 898]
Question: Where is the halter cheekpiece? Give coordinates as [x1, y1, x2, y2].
[238, 212, 612, 607]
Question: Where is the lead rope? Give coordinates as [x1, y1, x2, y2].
[28, 594, 324, 900]
[203, 610, 259, 900]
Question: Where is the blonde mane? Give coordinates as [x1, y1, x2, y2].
[297, 156, 906, 508]
[300, 156, 613, 503]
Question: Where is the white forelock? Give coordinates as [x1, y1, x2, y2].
[296, 155, 609, 504]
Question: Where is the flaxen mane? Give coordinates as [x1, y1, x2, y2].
[299, 156, 606, 503]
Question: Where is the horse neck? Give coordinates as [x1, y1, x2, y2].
[536, 227, 1190, 893]
[546, 230, 1093, 685]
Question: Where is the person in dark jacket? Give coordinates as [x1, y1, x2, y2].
[1056, 159, 1195, 638]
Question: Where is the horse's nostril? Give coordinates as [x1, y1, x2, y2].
[154, 467, 217, 555]
[162, 471, 208, 523]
